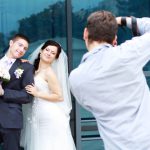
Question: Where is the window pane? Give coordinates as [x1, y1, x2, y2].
[0, 0, 66, 58]
[71, 0, 150, 149]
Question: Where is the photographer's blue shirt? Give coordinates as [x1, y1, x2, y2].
[69, 18, 150, 150]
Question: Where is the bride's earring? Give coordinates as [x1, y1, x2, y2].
[39, 50, 43, 58]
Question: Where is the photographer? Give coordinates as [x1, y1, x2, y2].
[69, 10, 150, 150]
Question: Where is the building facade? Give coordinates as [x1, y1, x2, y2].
[0, 0, 150, 149]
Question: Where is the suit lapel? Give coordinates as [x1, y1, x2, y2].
[9, 59, 21, 79]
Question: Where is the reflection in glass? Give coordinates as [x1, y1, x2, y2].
[71, 0, 150, 149]
[0, 0, 150, 149]
[0, 0, 66, 58]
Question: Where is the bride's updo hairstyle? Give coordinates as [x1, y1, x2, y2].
[34, 40, 62, 71]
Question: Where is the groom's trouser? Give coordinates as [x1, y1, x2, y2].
[0, 126, 21, 150]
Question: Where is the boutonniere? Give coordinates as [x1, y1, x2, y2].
[14, 67, 24, 79]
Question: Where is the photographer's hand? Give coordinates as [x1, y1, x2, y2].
[116, 17, 139, 36]
[116, 17, 122, 25]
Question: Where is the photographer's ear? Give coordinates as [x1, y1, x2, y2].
[83, 27, 88, 41]
[83, 27, 89, 49]
[112, 35, 117, 47]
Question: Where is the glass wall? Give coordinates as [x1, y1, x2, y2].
[0, 0, 66, 57]
[71, 0, 150, 150]
[0, 0, 150, 150]
[0, 0, 67, 150]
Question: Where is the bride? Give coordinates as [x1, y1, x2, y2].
[20, 40, 76, 150]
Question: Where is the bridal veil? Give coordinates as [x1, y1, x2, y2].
[29, 42, 72, 115]
[20, 42, 73, 148]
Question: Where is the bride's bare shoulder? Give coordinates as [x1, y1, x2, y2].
[45, 67, 57, 80]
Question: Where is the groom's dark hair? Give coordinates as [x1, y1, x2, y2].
[11, 33, 30, 43]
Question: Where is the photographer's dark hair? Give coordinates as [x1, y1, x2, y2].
[86, 10, 118, 44]
[34, 40, 61, 72]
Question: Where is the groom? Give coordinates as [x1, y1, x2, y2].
[0, 34, 34, 150]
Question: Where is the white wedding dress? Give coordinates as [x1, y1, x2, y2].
[21, 75, 76, 150]
[20, 44, 75, 150]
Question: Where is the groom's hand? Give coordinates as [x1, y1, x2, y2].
[0, 85, 4, 96]
[21, 59, 30, 63]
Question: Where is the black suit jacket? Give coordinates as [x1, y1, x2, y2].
[0, 58, 34, 129]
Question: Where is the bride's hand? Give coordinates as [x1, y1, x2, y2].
[25, 84, 39, 97]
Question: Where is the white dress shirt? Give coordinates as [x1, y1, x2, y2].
[69, 18, 150, 150]
[0, 55, 16, 70]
